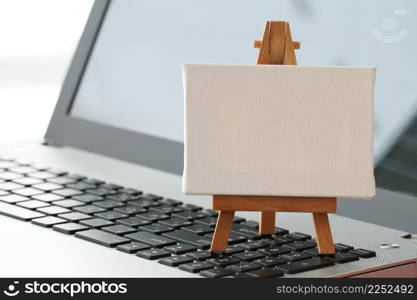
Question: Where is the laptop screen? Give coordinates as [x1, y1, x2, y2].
[70, 0, 417, 162]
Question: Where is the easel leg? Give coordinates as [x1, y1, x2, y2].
[312, 212, 335, 254]
[210, 210, 235, 252]
[259, 211, 275, 235]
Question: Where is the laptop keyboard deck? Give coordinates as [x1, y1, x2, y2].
[0, 157, 376, 278]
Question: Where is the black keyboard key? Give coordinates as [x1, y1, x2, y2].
[149, 205, 183, 214]
[136, 249, 171, 260]
[47, 176, 77, 185]
[172, 211, 206, 221]
[233, 251, 265, 262]
[95, 200, 124, 209]
[86, 188, 116, 196]
[274, 227, 290, 235]
[0, 182, 24, 191]
[162, 230, 212, 249]
[52, 199, 85, 208]
[94, 211, 128, 220]
[17, 200, 49, 209]
[280, 252, 313, 262]
[72, 194, 104, 203]
[140, 223, 174, 234]
[102, 224, 137, 235]
[53, 222, 88, 234]
[107, 193, 135, 202]
[30, 171, 56, 180]
[160, 198, 182, 206]
[223, 245, 245, 255]
[0, 194, 29, 203]
[200, 267, 235, 278]
[326, 252, 359, 263]
[349, 249, 376, 258]
[227, 262, 261, 272]
[335, 243, 354, 252]
[204, 232, 247, 245]
[181, 204, 203, 211]
[126, 231, 176, 248]
[116, 242, 150, 253]
[259, 246, 291, 257]
[36, 205, 71, 215]
[159, 255, 193, 267]
[240, 241, 269, 251]
[182, 224, 214, 235]
[136, 212, 169, 222]
[179, 261, 214, 273]
[47, 169, 68, 175]
[114, 206, 147, 215]
[75, 229, 130, 247]
[66, 182, 96, 191]
[164, 244, 197, 255]
[13, 177, 42, 186]
[82, 178, 104, 185]
[246, 268, 284, 278]
[14, 187, 44, 197]
[270, 235, 294, 245]
[207, 256, 240, 267]
[158, 218, 192, 229]
[129, 199, 160, 208]
[231, 224, 260, 240]
[233, 216, 246, 223]
[200, 209, 218, 217]
[66, 174, 86, 180]
[116, 217, 150, 227]
[100, 183, 122, 190]
[118, 188, 142, 195]
[186, 251, 213, 261]
[194, 217, 217, 227]
[31, 216, 66, 227]
[304, 248, 319, 256]
[286, 232, 311, 241]
[254, 257, 287, 267]
[32, 182, 63, 191]
[52, 188, 83, 197]
[282, 241, 316, 251]
[73, 202, 106, 214]
[0, 202, 45, 221]
[141, 193, 163, 201]
[8, 166, 37, 174]
[275, 257, 334, 274]
[32, 193, 64, 202]
[80, 218, 114, 228]
[0, 171, 23, 180]
[58, 212, 91, 221]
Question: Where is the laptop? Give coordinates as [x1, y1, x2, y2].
[1, 0, 417, 278]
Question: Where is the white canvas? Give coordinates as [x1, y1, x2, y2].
[182, 64, 376, 198]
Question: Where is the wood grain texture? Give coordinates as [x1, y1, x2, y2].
[313, 212, 336, 254]
[259, 211, 276, 234]
[209, 210, 235, 252]
[213, 195, 337, 212]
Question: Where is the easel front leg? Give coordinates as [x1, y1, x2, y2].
[210, 210, 235, 252]
[259, 211, 275, 235]
[312, 212, 335, 254]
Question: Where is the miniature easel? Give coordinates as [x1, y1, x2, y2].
[209, 21, 336, 255]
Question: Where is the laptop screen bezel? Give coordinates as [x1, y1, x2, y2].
[45, 0, 183, 175]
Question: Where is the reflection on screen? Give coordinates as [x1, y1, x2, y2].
[71, 0, 417, 162]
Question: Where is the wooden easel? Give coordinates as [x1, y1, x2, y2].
[209, 21, 336, 255]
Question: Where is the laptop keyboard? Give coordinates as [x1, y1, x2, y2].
[0, 157, 377, 278]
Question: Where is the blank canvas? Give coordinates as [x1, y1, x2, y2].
[183, 64, 376, 198]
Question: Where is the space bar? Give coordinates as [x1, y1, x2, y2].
[0, 202, 45, 221]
